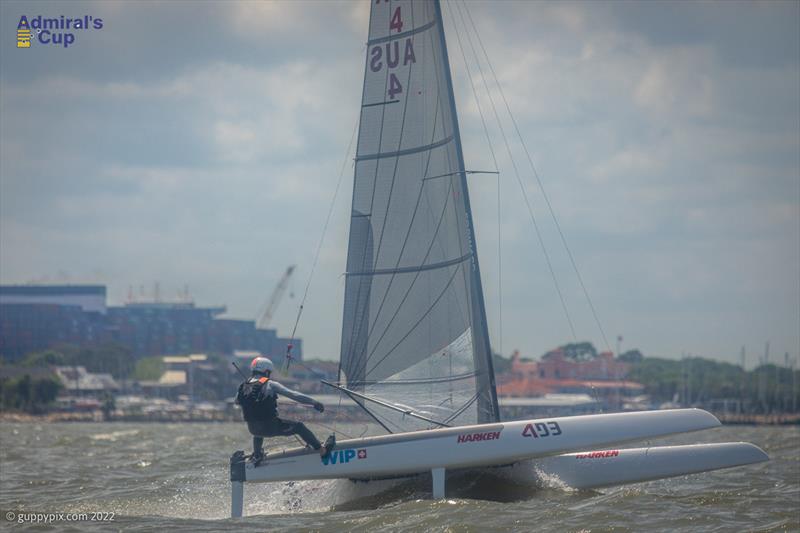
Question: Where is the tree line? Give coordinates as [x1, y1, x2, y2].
[1, 343, 140, 413]
[495, 342, 799, 413]
[626, 356, 799, 413]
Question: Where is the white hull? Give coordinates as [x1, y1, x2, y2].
[532, 442, 769, 489]
[230, 409, 769, 516]
[235, 409, 722, 483]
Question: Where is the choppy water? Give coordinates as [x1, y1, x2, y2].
[0, 422, 797, 532]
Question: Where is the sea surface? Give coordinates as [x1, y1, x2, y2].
[0, 421, 797, 532]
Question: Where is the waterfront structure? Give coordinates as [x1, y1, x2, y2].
[522, 349, 630, 381]
[107, 302, 225, 356]
[497, 351, 644, 409]
[0, 285, 110, 360]
[0, 285, 302, 361]
[0, 284, 107, 314]
[53, 365, 119, 394]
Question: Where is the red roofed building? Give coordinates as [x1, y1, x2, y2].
[538, 348, 629, 381]
[496, 349, 643, 410]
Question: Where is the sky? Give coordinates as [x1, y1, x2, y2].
[1, 0, 798, 366]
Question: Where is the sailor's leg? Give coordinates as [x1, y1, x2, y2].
[294, 422, 322, 449]
[279, 419, 321, 449]
[252, 436, 264, 458]
[431, 467, 446, 499]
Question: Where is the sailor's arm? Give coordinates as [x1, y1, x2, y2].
[234, 383, 245, 405]
[271, 381, 325, 412]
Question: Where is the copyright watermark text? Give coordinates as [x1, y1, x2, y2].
[5, 511, 115, 524]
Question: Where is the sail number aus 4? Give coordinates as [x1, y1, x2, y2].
[370, 3, 417, 100]
[370, 39, 416, 100]
[521, 421, 562, 439]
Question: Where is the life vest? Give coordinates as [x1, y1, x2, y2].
[238, 376, 278, 423]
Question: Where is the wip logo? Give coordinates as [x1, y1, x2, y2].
[321, 448, 367, 466]
[16, 15, 103, 49]
[521, 420, 563, 438]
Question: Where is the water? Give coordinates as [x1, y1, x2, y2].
[1, 422, 797, 531]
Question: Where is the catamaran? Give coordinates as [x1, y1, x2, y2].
[229, 0, 767, 517]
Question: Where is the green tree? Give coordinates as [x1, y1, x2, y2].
[626, 355, 800, 412]
[619, 350, 643, 363]
[21, 349, 66, 367]
[30, 377, 62, 414]
[134, 356, 165, 381]
[100, 391, 116, 420]
[21, 343, 136, 379]
[492, 353, 512, 374]
[0, 375, 61, 413]
[15, 374, 32, 411]
[544, 341, 598, 361]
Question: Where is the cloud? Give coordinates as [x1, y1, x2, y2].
[0, 0, 797, 362]
[634, 47, 715, 119]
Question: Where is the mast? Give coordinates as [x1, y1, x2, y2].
[433, 0, 500, 422]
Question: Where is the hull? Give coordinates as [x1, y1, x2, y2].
[238, 409, 722, 483]
[532, 442, 769, 489]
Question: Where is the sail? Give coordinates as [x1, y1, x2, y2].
[339, 0, 499, 432]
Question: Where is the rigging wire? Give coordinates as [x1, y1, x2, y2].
[460, 0, 613, 353]
[313, 419, 356, 440]
[282, 111, 359, 439]
[496, 139, 503, 356]
[450, 0, 577, 342]
[444, 0, 504, 358]
[285, 114, 360, 369]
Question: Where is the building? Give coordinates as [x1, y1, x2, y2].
[108, 302, 225, 356]
[0, 285, 109, 360]
[0, 285, 107, 313]
[496, 349, 644, 410]
[0, 285, 302, 361]
[108, 303, 300, 361]
[537, 349, 630, 381]
[53, 365, 119, 395]
[210, 318, 298, 361]
[499, 394, 600, 419]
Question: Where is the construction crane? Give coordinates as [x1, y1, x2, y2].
[256, 265, 295, 329]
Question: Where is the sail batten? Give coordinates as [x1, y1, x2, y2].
[346, 252, 472, 277]
[367, 19, 437, 46]
[340, 0, 499, 431]
[355, 135, 454, 161]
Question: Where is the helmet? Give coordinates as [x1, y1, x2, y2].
[250, 357, 274, 375]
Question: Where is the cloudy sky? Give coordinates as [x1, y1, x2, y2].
[1, 1, 798, 365]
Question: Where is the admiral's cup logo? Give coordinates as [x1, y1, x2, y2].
[14, 15, 104, 49]
[17, 17, 31, 48]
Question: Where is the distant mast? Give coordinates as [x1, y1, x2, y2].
[339, 0, 499, 431]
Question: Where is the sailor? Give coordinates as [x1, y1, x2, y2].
[235, 356, 334, 465]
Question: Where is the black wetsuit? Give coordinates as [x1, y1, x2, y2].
[235, 376, 321, 458]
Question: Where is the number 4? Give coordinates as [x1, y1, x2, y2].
[390, 7, 403, 33]
[388, 73, 403, 99]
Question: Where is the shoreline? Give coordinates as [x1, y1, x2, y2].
[3, 411, 799, 425]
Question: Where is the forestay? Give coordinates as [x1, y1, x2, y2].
[339, 0, 499, 432]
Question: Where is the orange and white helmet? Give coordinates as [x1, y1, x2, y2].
[250, 356, 274, 375]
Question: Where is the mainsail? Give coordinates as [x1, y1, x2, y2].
[339, 0, 499, 432]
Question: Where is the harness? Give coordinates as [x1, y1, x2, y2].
[238, 375, 278, 423]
